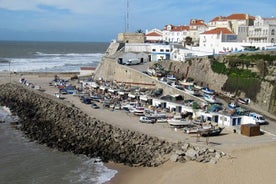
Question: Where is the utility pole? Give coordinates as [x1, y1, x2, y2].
[125, 0, 129, 32]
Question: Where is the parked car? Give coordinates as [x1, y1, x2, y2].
[249, 112, 266, 124]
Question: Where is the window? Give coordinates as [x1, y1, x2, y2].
[160, 49, 164, 52]
[272, 38, 275, 43]
[272, 29, 275, 35]
[152, 49, 156, 52]
[165, 49, 170, 52]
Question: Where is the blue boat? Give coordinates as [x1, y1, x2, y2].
[228, 101, 236, 108]
[201, 87, 215, 95]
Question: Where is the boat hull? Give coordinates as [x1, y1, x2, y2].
[167, 119, 191, 127]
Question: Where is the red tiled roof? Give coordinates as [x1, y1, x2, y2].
[163, 25, 189, 31]
[263, 17, 276, 21]
[227, 13, 255, 20]
[172, 25, 189, 31]
[210, 16, 227, 22]
[202, 27, 234, 35]
[146, 32, 162, 36]
[190, 19, 207, 26]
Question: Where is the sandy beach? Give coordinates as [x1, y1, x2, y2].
[1, 72, 276, 184]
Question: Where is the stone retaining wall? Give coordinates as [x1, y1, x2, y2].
[0, 83, 224, 166]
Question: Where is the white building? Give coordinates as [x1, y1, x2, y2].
[208, 13, 255, 42]
[150, 44, 171, 61]
[163, 24, 190, 43]
[199, 27, 240, 54]
[189, 19, 208, 46]
[145, 29, 163, 43]
[124, 43, 172, 62]
[248, 16, 276, 44]
[117, 52, 149, 64]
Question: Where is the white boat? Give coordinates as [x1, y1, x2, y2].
[204, 94, 217, 103]
[122, 102, 137, 111]
[133, 107, 145, 116]
[139, 116, 155, 123]
[91, 82, 99, 88]
[167, 75, 177, 81]
[55, 92, 61, 98]
[167, 115, 191, 127]
[184, 85, 196, 95]
[228, 102, 238, 109]
[179, 79, 194, 86]
[156, 118, 168, 123]
[202, 87, 215, 95]
[145, 113, 167, 119]
[238, 98, 250, 105]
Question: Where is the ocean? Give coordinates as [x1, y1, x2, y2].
[0, 41, 109, 72]
[0, 41, 117, 184]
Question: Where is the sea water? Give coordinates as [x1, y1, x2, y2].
[0, 41, 109, 72]
[0, 41, 117, 184]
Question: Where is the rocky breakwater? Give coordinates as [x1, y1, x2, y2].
[0, 83, 225, 166]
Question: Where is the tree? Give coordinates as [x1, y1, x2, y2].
[136, 29, 144, 33]
[184, 36, 193, 47]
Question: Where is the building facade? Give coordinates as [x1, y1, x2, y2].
[145, 29, 163, 43]
[189, 19, 208, 46]
[248, 16, 276, 44]
[162, 24, 190, 43]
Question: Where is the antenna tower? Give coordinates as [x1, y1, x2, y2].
[125, 0, 129, 32]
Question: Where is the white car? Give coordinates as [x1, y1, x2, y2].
[125, 58, 140, 65]
[249, 112, 266, 124]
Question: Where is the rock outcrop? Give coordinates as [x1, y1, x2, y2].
[0, 83, 225, 166]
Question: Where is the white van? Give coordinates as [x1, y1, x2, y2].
[249, 112, 266, 124]
[125, 58, 140, 65]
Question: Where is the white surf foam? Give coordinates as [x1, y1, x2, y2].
[0, 53, 103, 72]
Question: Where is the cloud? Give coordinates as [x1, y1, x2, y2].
[0, 0, 123, 15]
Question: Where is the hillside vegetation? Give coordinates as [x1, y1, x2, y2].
[211, 53, 276, 101]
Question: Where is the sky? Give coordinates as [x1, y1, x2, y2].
[0, 0, 275, 42]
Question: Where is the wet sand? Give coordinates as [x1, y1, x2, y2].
[1, 72, 276, 184]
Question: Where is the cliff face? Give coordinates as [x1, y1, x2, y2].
[0, 83, 224, 166]
[154, 56, 276, 115]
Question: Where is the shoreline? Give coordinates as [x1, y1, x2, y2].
[1, 72, 276, 184]
[105, 141, 276, 184]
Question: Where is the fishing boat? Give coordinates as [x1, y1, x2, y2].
[201, 87, 215, 95]
[167, 115, 191, 127]
[155, 118, 168, 123]
[139, 116, 155, 123]
[183, 125, 201, 134]
[203, 94, 217, 103]
[199, 126, 224, 136]
[184, 85, 196, 95]
[133, 107, 145, 116]
[167, 75, 177, 81]
[228, 102, 238, 109]
[237, 98, 250, 105]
